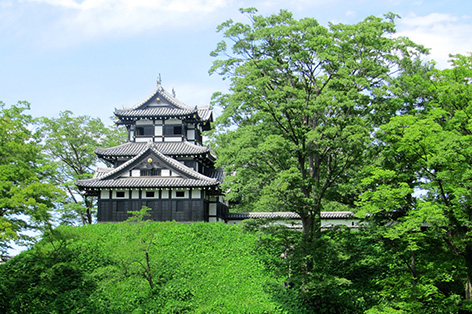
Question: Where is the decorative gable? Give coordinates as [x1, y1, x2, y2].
[76, 142, 219, 190]
[126, 155, 181, 178]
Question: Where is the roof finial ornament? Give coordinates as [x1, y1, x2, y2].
[157, 74, 162, 87]
[172, 87, 176, 97]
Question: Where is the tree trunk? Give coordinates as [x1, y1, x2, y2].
[84, 197, 94, 225]
[301, 213, 316, 244]
[465, 244, 472, 302]
[410, 250, 418, 301]
[301, 205, 323, 239]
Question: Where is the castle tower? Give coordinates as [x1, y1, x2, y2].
[76, 79, 227, 222]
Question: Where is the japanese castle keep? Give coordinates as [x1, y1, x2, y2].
[76, 78, 228, 223]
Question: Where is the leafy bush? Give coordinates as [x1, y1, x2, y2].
[0, 222, 295, 313]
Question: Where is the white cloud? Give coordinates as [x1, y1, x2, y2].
[401, 12, 458, 27]
[0, 1, 13, 8]
[23, 0, 80, 8]
[20, 0, 234, 46]
[345, 10, 356, 18]
[24, 0, 229, 11]
[397, 13, 472, 68]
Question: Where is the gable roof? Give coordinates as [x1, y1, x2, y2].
[77, 142, 219, 190]
[125, 79, 189, 111]
[114, 80, 212, 124]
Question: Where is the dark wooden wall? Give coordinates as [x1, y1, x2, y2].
[98, 199, 208, 222]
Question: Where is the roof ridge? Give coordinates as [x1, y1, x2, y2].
[119, 82, 196, 112]
[158, 87, 192, 110]
[148, 146, 216, 182]
[124, 85, 161, 110]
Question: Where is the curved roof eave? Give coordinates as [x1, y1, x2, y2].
[95, 141, 211, 158]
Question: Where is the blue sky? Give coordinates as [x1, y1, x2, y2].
[1, 0, 471, 123]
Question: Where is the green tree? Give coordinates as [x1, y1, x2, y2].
[40, 111, 126, 225]
[357, 54, 472, 309]
[209, 8, 427, 242]
[0, 101, 63, 257]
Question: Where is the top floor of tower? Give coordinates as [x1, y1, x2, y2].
[114, 76, 213, 146]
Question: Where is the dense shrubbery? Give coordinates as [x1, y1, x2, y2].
[2, 220, 471, 313]
[0, 222, 304, 313]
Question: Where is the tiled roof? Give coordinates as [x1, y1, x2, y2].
[77, 142, 218, 189]
[114, 82, 212, 123]
[96, 142, 210, 157]
[226, 211, 355, 220]
[115, 107, 197, 118]
[93, 168, 113, 179]
[124, 83, 189, 111]
[206, 168, 224, 183]
[77, 177, 218, 188]
[197, 107, 212, 121]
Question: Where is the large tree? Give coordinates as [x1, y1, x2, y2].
[209, 8, 427, 242]
[40, 111, 126, 225]
[357, 54, 472, 307]
[0, 102, 63, 257]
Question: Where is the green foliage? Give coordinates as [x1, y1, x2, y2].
[0, 222, 297, 313]
[0, 101, 63, 256]
[126, 206, 152, 223]
[2, 220, 471, 313]
[209, 8, 427, 241]
[357, 53, 472, 309]
[39, 111, 126, 225]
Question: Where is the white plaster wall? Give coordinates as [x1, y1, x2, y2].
[187, 129, 195, 140]
[155, 125, 162, 136]
[136, 119, 152, 125]
[166, 119, 181, 125]
[161, 190, 169, 199]
[209, 203, 217, 216]
[100, 189, 109, 199]
[164, 137, 181, 142]
[192, 189, 201, 199]
[161, 169, 170, 176]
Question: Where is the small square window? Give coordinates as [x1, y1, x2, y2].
[146, 191, 155, 198]
[116, 191, 125, 198]
[173, 126, 182, 135]
[136, 126, 154, 136]
[176, 191, 185, 198]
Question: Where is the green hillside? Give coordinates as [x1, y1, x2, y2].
[0, 222, 302, 314]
